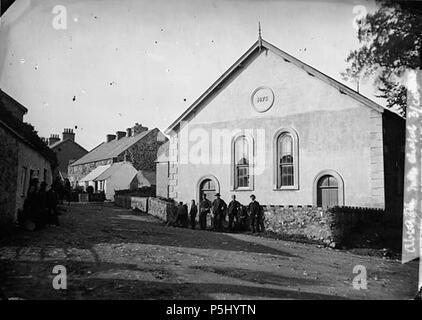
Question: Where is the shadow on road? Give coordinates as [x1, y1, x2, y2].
[0, 259, 345, 300]
[0, 203, 296, 258]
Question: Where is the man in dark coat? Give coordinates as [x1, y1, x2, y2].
[189, 200, 198, 229]
[46, 186, 60, 226]
[248, 194, 263, 233]
[199, 194, 211, 230]
[21, 178, 39, 230]
[212, 193, 227, 231]
[182, 203, 189, 228]
[228, 195, 241, 231]
[238, 205, 249, 231]
[35, 181, 48, 229]
[176, 202, 188, 228]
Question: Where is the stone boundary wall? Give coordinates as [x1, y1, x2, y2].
[131, 197, 148, 212]
[114, 195, 384, 247]
[148, 197, 178, 223]
[114, 195, 178, 224]
[263, 205, 384, 246]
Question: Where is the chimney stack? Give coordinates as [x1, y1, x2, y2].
[116, 131, 126, 140]
[126, 128, 132, 137]
[62, 128, 75, 142]
[106, 134, 116, 143]
[48, 134, 60, 146]
[132, 123, 148, 136]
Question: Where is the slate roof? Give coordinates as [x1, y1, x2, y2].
[49, 138, 88, 152]
[134, 170, 156, 186]
[94, 162, 135, 181]
[165, 37, 391, 134]
[79, 164, 111, 182]
[70, 129, 156, 166]
[155, 140, 169, 162]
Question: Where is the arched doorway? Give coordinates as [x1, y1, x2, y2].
[199, 178, 216, 201]
[317, 175, 339, 209]
[197, 176, 220, 229]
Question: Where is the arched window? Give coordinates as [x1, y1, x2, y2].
[279, 134, 294, 186]
[232, 134, 253, 190]
[273, 128, 299, 190]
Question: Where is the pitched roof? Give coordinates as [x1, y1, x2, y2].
[133, 170, 156, 186]
[0, 90, 56, 165]
[70, 129, 155, 166]
[94, 162, 136, 181]
[79, 164, 111, 182]
[0, 89, 28, 115]
[155, 140, 169, 162]
[165, 38, 388, 134]
[49, 138, 88, 152]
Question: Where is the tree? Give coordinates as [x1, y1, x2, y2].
[343, 0, 422, 117]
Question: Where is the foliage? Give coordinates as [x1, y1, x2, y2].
[343, 0, 422, 117]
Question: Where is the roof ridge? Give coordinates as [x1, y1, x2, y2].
[70, 128, 155, 166]
[49, 138, 88, 152]
[165, 38, 390, 134]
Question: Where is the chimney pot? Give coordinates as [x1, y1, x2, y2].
[106, 134, 116, 143]
[62, 128, 75, 142]
[132, 123, 148, 136]
[48, 134, 60, 146]
[116, 131, 126, 140]
[126, 128, 132, 137]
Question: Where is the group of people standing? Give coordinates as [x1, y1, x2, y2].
[18, 176, 66, 230]
[175, 193, 265, 233]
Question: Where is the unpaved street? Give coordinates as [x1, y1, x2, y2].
[0, 202, 419, 300]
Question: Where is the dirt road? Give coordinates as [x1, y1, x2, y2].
[0, 202, 418, 299]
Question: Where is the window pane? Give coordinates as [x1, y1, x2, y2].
[279, 135, 292, 157]
[280, 164, 294, 186]
[237, 166, 249, 188]
[235, 136, 249, 163]
[278, 134, 294, 187]
[234, 136, 251, 188]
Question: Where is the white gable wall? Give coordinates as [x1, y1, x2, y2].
[171, 49, 383, 208]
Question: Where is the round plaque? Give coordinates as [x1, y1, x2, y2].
[251, 87, 275, 113]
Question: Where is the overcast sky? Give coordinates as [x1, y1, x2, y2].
[0, 0, 379, 150]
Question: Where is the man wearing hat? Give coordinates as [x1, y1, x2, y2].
[199, 194, 211, 230]
[248, 194, 264, 233]
[228, 194, 241, 231]
[212, 193, 227, 231]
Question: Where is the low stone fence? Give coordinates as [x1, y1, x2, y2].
[130, 197, 148, 212]
[114, 195, 385, 246]
[148, 197, 178, 224]
[114, 195, 177, 224]
[263, 205, 384, 246]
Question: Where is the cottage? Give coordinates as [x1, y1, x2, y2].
[162, 36, 405, 217]
[155, 141, 170, 198]
[78, 164, 111, 191]
[48, 128, 88, 179]
[92, 162, 138, 201]
[0, 89, 56, 229]
[68, 123, 167, 199]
